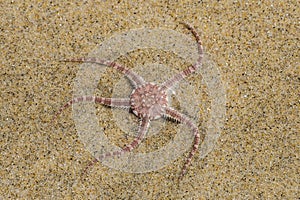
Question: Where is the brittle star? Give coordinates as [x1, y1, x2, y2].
[53, 22, 203, 180]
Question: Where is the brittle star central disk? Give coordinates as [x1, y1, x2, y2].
[130, 83, 168, 120]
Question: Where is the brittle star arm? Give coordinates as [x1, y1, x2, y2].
[62, 57, 145, 88]
[163, 107, 201, 180]
[52, 96, 130, 121]
[99, 115, 151, 160]
[81, 116, 150, 176]
[161, 23, 204, 90]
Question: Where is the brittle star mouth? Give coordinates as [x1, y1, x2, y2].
[130, 83, 168, 120]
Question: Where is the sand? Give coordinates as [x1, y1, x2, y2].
[1, 1, 298, 199]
